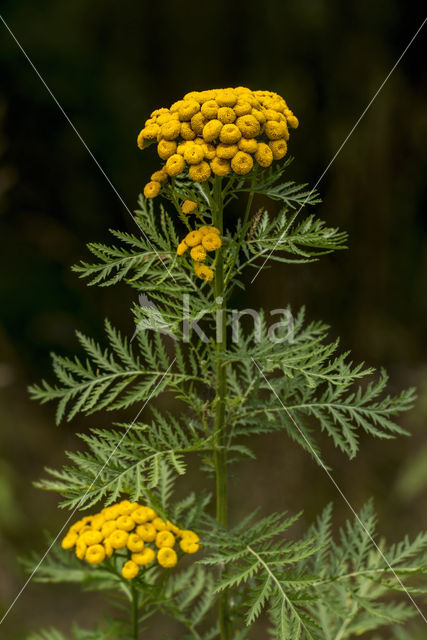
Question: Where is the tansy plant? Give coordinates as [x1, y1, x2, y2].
[27, 87, 427, 640]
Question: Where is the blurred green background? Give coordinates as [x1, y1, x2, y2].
[1, 1, 427, 638]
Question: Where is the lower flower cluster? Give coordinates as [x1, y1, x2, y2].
[61, 500, 200, 579]
[177, 224, 222, 281]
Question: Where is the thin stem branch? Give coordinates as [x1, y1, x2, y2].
[212, 177, 232, 640]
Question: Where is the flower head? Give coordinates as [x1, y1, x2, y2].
[137, 87, 298, 196]
[62, 500, 200, 579]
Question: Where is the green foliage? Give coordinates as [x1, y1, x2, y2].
[28, 166, 426, 639]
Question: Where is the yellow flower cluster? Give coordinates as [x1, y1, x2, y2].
[177, 225, 222, 282]
[138, 87, 298, 198]
[61, 500, 200, 579]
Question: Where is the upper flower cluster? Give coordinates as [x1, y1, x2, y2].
[138, 87, 298, 198]
[61, 499, 200, 579]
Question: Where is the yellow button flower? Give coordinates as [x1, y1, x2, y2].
[132, 506, 156, 524]
[202, 119, 223, 142]
[183, 144, 205, 165]
[157, 547, 178, 568]
[210, 157, 231, 176]
[109, 530, 129, 549]
[165, 154, 186, 177]
[264, 120, 288, 140]
[255, 142, 273, 167]
[231, 151, 254, 175]
[151, 168, 168, 183]
[79, 530, 103, 546]
[238, 137, 258, 154]
[152, 517, 168, 531]
[132, 547, 155, 565]
[189, 161, 211, 182]
[122, 560, 139, 580]
[216, 143, 238, 160]
[181, 200, 198, 215]
[136, 523, 157, 542]
[180, 122, 196, 140]
[236, 115, 260, 138]
[75, 541, 86, 560]
[104, 538, 114, 558]
[190, 245, 207, 262]
[176, 240, 188, 256]
[199, 225, 220, 236]
[269, 139, 288, 160]
[216, 90, 237, 107]
[217, 107, 236, 124]
[157, 139, 177, 160]
[127, 533, 145, 552]
[190, 112, 207, 135]
[160, 120, 181, 140]
[185, 230, 203, 247]
[101, 521, 117, 538]
[180, 539, 200, 554]
[155, 531, 176, 548]
[116, 515, 136, 532]
[219, 124, 241, 144]
[178, 100, 200, 121]
[194, 262, 214, 282]
[234, 100, 252, 116]
[85, 544, 106, 565]
[180, 530, 200, 543]
[202, 233, 222, 251]
[202, 142, 216, 160]
[102, 505, 121, 521]
[143, 181, 161, 199]
[61, 533, 77, 549]
[200, 100, 219, 119]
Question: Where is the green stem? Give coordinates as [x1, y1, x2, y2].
[131, 584, 139, 639]
[212, 177, 231, 640]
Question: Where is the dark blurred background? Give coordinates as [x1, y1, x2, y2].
[1, 1, 427, 638]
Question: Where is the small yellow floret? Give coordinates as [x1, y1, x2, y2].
[61, 533, 77, 550]
[238, 137, 258, 154]
[156, 531, 176, 548]
[185, 230, 203, 247]
[181, 200, 198, 215]
[136, 523, 157, 542]
[231, 151, 254, 175]
[157, 139, 177, 160]
[210, 157, 230, 176]
[201, 100, 219, 119]
[151, 169, 168, 183]
[122, 560, 139, 579]
[236, 115, 260, 138]
[165, 154, 186, 177]
[177, 240, 188, 256]
[132, 547, 156, 565]
[101, 521, 117, 538]
[75, 541, 86, 560]
[160, 120, 181, 140]
[180, 539, 200, 554]
[202, 233, 222, 251]
[180, 121, 196, 140]
[152, 517, 168, 531]
[143, 181, 161, 199]
[178, 100, 200, 121]
[264, 120, 288, 140]
[189, 161, 211, 182]
[157, 547, 178, 568]
[79, 530, 102, 546]
[109, 530, 129, 549]
[91, 514, 105, 530]
[255, 142, 273, 167]
[184, 145, 204, 165]
[216, 143, 238, 160]
[199, 225, 220, 236]
[85, 544, 106, 565]
[127, 533, 145, 552]
[219, 123, 241, 144]
[269, 139, 288, 160]
[217, 107, 236, 124]
[202, 119, 223, 142]
[216, 90, 237, 107]
[194, 262, 214, 282]
[190, 112, 207, 135]
[190, 245, 207, 262]
[116, 515, 135, 532]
